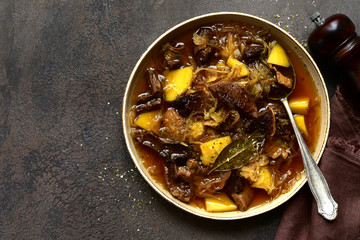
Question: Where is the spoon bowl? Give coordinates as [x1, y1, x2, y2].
[268, 64, 296, 100]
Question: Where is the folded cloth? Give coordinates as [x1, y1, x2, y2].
[275, 85, 360, 240]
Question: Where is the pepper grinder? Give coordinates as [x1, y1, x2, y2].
[309, 13, 360, 109]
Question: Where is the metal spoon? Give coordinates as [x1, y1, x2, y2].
[269, 65, 338, 221]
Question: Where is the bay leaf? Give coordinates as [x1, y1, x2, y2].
[210, 136, 265, 172]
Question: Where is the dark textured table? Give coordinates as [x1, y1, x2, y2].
[1, 1, 359, 239]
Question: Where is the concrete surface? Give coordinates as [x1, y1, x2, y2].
[0, 0, 359, 239]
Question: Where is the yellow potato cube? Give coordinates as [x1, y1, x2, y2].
[267, 43, 290, 67]
[226, 57, 249, 77]
[200, 136, 232, 166]
[226, 56, 241, 68]
[205, 192, 238, 212]
[134, 110, 162, 132]
[294, 115, 309, 137]
[251, 166, 275, 194]
[289, 97, 310, 115]
[163, 66, 193, 102]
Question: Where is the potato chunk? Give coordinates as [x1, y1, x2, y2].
[267, 43, 290, 67]
[289, 97, 310, 115]
[226, 56, 249, 77]
[294, 115, 309, 137]
[200, 136, 232, 166]
[134, 110, 162, 132]
[251, 166, 275, 194]
[205, 192, 238, 212]
[163, 66, 193, 102]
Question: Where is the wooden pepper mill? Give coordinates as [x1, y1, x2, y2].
[309, 12, 360, 109]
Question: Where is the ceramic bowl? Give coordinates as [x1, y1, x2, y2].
[122, 12, 330, 220]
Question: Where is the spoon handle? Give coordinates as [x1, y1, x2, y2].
[282, 98, 338, 221]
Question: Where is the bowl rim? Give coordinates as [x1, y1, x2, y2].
[122, 11, 330, 220]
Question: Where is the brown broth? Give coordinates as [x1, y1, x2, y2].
[130, 22, 321, 211]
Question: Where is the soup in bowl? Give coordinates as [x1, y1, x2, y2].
[122, 12, 329, 220]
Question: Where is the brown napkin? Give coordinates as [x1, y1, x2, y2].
[275, 85, 360, 240]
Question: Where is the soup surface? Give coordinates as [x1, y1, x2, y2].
[129, 22, 320, 212]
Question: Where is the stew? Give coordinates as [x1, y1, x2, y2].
[129, 22, 321, 212]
